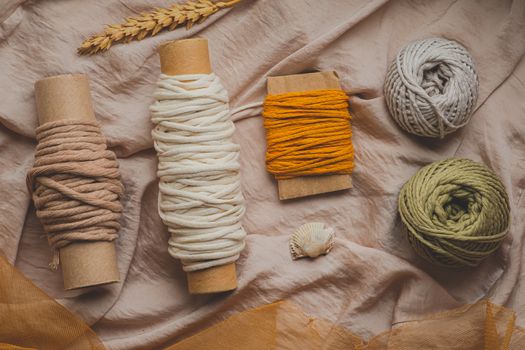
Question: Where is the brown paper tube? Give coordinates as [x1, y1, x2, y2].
[158, 38, 237, 294]
[34, 74, 120, 290]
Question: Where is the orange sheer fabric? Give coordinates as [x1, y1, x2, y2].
[1, 251, 524, 350]
[167, 300, 525, 350]
[0, 254, 105, 350]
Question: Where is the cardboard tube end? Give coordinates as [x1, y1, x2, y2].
[159, 38, 212, 75]
[60, 241, 120, 290]
[186, 263, 237, 294]
[34, 74, 87, 88]
[34, 74, 95, 125]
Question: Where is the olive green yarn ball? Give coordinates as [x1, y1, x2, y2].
[398, 158, 510, 267]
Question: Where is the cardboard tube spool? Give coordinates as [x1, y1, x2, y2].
[34, 74, 120, 290]
[158, 39, 237, 294]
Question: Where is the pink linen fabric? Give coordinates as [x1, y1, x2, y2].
[0, 0, 524, 348]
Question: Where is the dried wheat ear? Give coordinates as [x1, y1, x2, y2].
[78, 0, 241, 55]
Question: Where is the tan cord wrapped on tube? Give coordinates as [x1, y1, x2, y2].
[155, 38, 244, 294]
[31, 74, 121, 290]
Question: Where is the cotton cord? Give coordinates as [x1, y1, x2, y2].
[27, 120, 124, 269]
[263, 89, 354, 180]
[150, 73, 246, 272]
[398, 158, 510, 267]
[384, 38, 479, 138]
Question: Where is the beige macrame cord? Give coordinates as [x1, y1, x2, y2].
[27, 120, 124, 269]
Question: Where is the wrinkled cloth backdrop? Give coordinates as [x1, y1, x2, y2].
[1, 0, 524, 349]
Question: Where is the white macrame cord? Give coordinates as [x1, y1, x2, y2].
[150, 73, 246, 272]
[384, 38, 479, 138]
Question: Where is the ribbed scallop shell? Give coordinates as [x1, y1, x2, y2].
[289, 222, 335, 260]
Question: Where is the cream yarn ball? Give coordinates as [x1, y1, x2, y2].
[384, 38, 479, 138]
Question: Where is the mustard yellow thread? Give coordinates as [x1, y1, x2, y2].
[263, 89, 354, 180]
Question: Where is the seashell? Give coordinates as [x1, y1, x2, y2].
[289, 222, 335, 260]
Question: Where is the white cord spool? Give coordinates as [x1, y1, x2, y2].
[151, 72, 247, 275]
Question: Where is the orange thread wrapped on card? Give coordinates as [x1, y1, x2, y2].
[263, 89, 354, 180]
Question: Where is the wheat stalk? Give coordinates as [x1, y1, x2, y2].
[78, 0, 241, 55]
